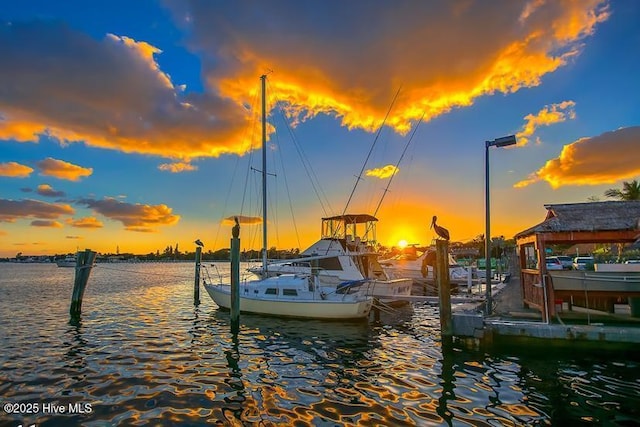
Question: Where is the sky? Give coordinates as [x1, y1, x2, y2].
[1, 0, 639, 257]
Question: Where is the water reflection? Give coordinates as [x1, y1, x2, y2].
[2, 263, 640, 426]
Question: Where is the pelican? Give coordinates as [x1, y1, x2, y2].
[430, 216, 450, 241]
[194, 239, 204, 247]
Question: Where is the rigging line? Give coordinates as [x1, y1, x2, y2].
[271, 111, 303, 249]
[341, 85, 402, 217]
[373, 111, 425, 218]
[241, 83, 263, 218]
[214, 81, 260, 250]
[276, 106, 333, 217]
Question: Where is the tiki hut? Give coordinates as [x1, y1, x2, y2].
[515, 201, 640, 320]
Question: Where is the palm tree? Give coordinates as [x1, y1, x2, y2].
[604, 179, 640, 201]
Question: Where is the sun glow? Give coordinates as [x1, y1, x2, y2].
[397, 239, 408, 249]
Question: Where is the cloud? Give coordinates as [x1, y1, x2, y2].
[158, 161, 198, 173]
[76, 197, 180, 231]
[0, 22, 253, 159]
[31, 220, 63, 228]
[0, 198, 75, 222]
[36, 158, 93, 181]
[0, 2, 609, 159]
[0, 161, 34, 177]
[514, 126, 640, 188]
[66, 235, 83, 239]
[174, 0, 608, 134]
[36, 184, 66, 197]
[222, 215, 262, 226]
[67, 216, 104, 228]
[365, 165, 399, 179]
[516, 101, 577, 145]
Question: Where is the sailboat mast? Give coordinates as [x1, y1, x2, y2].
[261, 74, 268, 271]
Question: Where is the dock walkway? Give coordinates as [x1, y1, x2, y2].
[453, 273, 640, 346]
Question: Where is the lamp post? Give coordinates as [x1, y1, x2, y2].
[485, 134, 517, 315]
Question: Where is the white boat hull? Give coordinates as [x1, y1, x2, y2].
[204, 283, 373, 320]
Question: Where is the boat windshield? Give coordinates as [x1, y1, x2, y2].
[321, 214, 378, 245]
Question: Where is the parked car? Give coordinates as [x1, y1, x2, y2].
[555, 255, 573, 269]
[625, 259, 640, 264]
[573, 256, 594, 270]
[545, 256, 564, 270]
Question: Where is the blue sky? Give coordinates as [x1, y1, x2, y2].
[1, 0, 639, 257]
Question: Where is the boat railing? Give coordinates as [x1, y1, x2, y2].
[202, 264, 223, 286]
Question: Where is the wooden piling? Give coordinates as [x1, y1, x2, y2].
[230, 220, 241, 333]
[436, 240, 452, 337]
[70, 249, 97, 319]
[194, 246, 202, 306]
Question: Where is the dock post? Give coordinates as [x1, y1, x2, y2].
[70, 249, 97, 319]
[230, 218, 241, 333]
[436, 240, 452, 337]
[194, 246, 202, 306]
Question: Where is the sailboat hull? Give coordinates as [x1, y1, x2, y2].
[204, 283, 372, 320]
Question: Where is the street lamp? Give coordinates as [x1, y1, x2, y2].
[485, 134, 517, 315]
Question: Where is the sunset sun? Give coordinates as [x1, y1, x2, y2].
[398, 239, 408, 249]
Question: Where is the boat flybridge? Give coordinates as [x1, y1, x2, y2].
[249, 214, 413, 303]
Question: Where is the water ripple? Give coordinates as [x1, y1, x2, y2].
[1, 263, 640, 426]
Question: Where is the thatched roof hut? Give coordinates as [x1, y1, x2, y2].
[516, 201, 640, 244]
[515, 201, 640, 320]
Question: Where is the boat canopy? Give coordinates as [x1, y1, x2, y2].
[321, 213, 378, 244]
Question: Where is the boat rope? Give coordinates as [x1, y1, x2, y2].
[276, 105, 334, 218]
[210, 82, 262, 252]
[371, 299, 397, 314]
[273, 127, 302, 249]
[372, 111, 425, 219]
[341, 85, 402, 219]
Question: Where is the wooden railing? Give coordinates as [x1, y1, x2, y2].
[521, 269, 544, 312]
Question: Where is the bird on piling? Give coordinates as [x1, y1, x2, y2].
[430, 216, 450, 241]
[194, 239, 204, 247]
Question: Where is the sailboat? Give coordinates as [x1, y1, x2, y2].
[203, 75, 373, 320]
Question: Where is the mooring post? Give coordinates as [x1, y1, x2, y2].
[194, 246, 202, 306]
[436, 240, 452, 337]
[230, 218, 241, 333]
[70, 249, 97, 319]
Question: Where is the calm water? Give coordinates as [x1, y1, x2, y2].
[1, 262, 639, 426]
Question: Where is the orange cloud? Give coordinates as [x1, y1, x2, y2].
[36, 158, 93, 181]
[0, 162, 34, 178]
[31, 220, 63, 228]
[222, 215, 262, 226]
[77, 197, 180, 231]
[0, 2, 609, 160]
[515, 126, 640, 188]
[36, 184, 66, 197]
[67, 216, 104, 228]
[516, 101, 576, 145]
[189, 1, 608, 134]
[0, 198, 75, 222]
[365, 165, 399, 179]
[158, 161, 198, 173]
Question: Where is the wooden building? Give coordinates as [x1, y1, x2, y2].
[514, 201, 640, 321]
